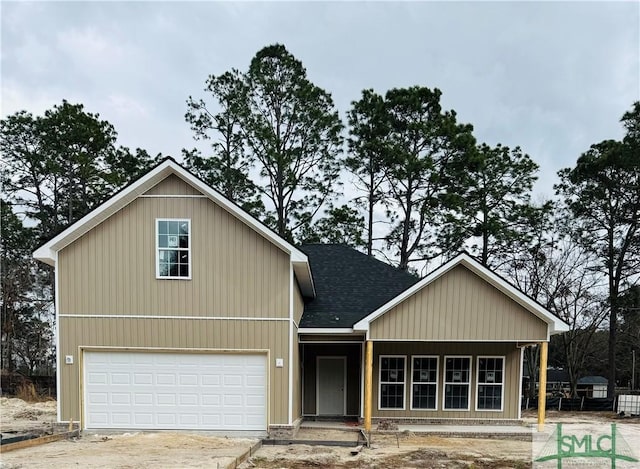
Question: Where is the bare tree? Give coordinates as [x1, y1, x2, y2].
[505, 215, 606, 398]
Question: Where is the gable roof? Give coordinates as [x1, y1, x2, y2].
[33, 158, 315, 297]
[298, 244, 419, 328]
[352, 252, 569, 337]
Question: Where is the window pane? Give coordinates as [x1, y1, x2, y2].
[169, 263, 179, 277]
[445, 384, 469, 409]
[413, 357, 437, 383]
[168, 221, 180, 234]
[381, 357, 404, 383]
[478, 358, 503, 384]
[158, 234, 168, 248]
[159, 263, 169, 277]
[179, 264, 189, 277]
[381, 384, 404, 409]
[179, 222, 189, 235]
[158, 221, 168, 235]
[413, 383, 436, 409]
[478, 385, 502, 409]
[445, 357, 470, 383]
[179, 235, 189, 248]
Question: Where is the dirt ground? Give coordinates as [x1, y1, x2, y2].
[1, 398, 258, 468]
[2, 400, 638, 469]
[1, 432, 259, 469]
[249, 435, 531, 469]
[1, 397, 57, 434]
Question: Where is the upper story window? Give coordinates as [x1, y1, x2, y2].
[156, 219, 191, 279]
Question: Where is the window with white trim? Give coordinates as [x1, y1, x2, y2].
[476, 356, 504, 411]
[156, 219, 191, 279]
[379, 356, 405, 410]
[443, 356, 471, 410]
[411, 356, 438, 410]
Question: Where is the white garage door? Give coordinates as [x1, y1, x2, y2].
[83, 351, 267, 431]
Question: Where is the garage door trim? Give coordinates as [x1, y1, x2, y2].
[80, 347, 269, 431]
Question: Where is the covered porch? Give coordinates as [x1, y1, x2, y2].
[300, 337, 364, 419]
[299, 336, 551, 431]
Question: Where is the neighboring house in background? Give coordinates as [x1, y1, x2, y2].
[577, 376, 608, 398]
[34, 158, 569, 436]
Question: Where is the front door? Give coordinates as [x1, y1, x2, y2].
[317, 357, 346, 415]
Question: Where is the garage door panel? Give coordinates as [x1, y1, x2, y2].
[202, 375, 220, 386]
[84, 351, 266, 431]
[180, 374, 198, 386]
[134, 394, 153, 405]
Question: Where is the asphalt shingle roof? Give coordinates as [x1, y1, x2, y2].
[299, 244, 419, 328]
[578, 376, 608, 385]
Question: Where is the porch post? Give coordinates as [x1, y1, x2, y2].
[364, 340, 373, 432]
[537, 341, 548, 432]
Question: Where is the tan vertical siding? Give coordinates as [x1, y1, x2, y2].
[371, 342, 522, 419]
[58, 196, 290, 317]
[143, 174, 202, 195]
[370, 265, 548, 341]
[59, 317, 290, 425]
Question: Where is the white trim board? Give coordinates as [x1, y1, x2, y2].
[288, 264, 294, 425]
[298, 328, 359, 335]
[58, 314, 290, 321]
[353, 252, 569, 336]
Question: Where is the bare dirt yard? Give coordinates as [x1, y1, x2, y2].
[1, 397, 57, 434]
[2, 400, 638, 469]
[248, 434, 531, 469]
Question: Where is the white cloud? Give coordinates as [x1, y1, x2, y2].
[56, 27, 128, 71]
[106, 94, 149, 120]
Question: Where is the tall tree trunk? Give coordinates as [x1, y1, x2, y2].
[399, 185, 413, 271]
[607, 228, 617, 399]
[367, 172, 374, 256]
[608, 294, 617, 398]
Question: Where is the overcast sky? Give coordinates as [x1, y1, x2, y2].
[2, 1, 639, 200]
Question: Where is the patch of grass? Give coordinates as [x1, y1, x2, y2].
[16, 382, 39, 402]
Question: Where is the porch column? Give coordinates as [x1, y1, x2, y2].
[537, 341, 548, 432]
[364, 340, 373, 432]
